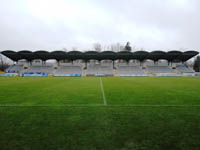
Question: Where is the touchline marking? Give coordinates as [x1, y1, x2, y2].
[0, 104, 105, 107]
[106, 104, 200, 107]
[100, 77, 107, 106]
[0, 104, 200, 107]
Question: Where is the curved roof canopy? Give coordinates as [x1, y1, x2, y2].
[177, 51, 199, 62]
[99, 51, 116, 60]
[17, 50, 36, 61]
[1, 50, 198, 62]
[116, 51, 133, 61]
[51, 51, 67, 61]
[84, 51, 100, 61]
[133, 51, 149, 61]
[1, 50, 22, 61]
[34, 51, 52, 61]
[166, 51, 183, 62]
[67, 51, 83, 60]
[147, 51, 166, 61]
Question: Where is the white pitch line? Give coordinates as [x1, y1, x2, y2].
[105, 104, 200, 107]
[0, 104, 200, 107]
[100, 77, 107, 106]
[0, 104, 105, 107]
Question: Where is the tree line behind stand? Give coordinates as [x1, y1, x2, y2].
[193, 56, 200, 72]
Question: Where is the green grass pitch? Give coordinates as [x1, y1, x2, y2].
[0, 77, 200, 150]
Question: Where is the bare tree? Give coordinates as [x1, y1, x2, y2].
[103, 45, 107, 51]
[193, 56, 200, 72]
[93, 43, 102, 52]
[105, 43, 124, 52]
[110, 44, 115, 51]
[179, 47, 188, 52]
[139, 47, 145, 51]
[0, 54, 9, 71]
[72, 47, 78, 51]
[113, 43, 124, 52]
[62, 47, 68, 52]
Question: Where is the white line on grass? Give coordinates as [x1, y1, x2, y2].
[100, 77, 107, 106]
[105, 104, 200, 107]
[0, 104, 200, 107]
[0, 104, 105, 107]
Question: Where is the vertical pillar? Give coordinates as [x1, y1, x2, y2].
[199, 56, 200, 72]
[57, 60, 60, 66]
[85, 60, 87, 69]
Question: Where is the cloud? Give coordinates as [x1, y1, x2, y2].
[0, 0, 199, 51]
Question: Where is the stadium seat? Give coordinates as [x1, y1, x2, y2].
[23, 65, 54, 74]
[6, 64, 23, 73]
[146, 66, 174, 73]
[54, 65, 82, 76]
[86, 63, 114, 76]
[176, 64, 194, 73]
[116, 65, 145, 75]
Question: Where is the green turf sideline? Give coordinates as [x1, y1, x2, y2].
[105, 104, 200, 107]
[0, 104, 105, 107]
[1, 104, 200, 107]
[100, 77, 107, 106]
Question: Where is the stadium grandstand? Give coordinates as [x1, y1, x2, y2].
[0, 50, 198, 77]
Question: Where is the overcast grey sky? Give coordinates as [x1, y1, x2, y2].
[0, 0, 199, 51]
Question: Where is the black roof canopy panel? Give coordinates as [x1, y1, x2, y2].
[133, 51, 149, 61]
[1, 50, 199, 62]
[34, 50, 53, 61]
[99, 51, 116, 60]
[1, 50, 22, 61]
[17, 50, 36, 61]
[51, 51, 67, 61]
[147, 51, 166, 61]
[117, 51, 133, 60]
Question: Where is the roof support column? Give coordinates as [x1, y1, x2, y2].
[169, 61, 173, 66]
[85, 60, 87, 69]
[140, 61, 142, 66]
[126, 60, 129, 66]
[57, 60, 60, 66]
